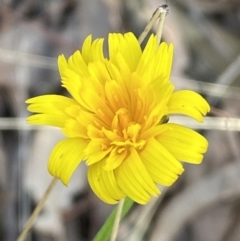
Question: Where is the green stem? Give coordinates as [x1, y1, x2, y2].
[93, 197, 134, 241]
[110, 198, 125, 241]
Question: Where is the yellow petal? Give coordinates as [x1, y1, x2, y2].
[26, 95, 77, 127]
[58, 54, 68, 78]
[61, 68, 84, 105]
[26, 95, 77, 114]
[62, 119, 88, 138]
[26, 114, 67, 127]
[166, 90, 210, 122]
[141, 83, 173, 133]
[80, 87, 114, 124]
[88, 61, 111, 88]
[123, 33, 142, 71]
[105, 60, 122, 82]
[64, 105, 82, 118]
[157, 123, 208, 164]
[156, 43, 173, 80]
[105, 61, 132, 109]
[115, 148, 160, 204]
[81, 35, 93, 63]
[104, 147, 127, 171]
[141, 124, 169, 140]
[85, 139, 113, 165]
[67, 50, 89, 78]
[137, 35, 157, 77]
[90, 38, 105, 62]
[139, 138, 184, 186]
[48, 138, 88, 185]
[105, 80, 126, 111]
[88, 160, 125, 204]
[81, 36, 105, 63]
[109, 33, 141, 71]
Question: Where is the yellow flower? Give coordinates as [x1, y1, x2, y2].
[26, 32, 210, 205]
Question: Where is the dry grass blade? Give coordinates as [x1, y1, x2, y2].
[0, 48, 57, 70]
[1, 116, 240, 131]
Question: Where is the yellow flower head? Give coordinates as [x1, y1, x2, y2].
[26, 32, 210, 204]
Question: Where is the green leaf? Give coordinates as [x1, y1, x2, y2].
[92, 197, 134, 241]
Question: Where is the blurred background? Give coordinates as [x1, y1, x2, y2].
[1, 0, 240, 240]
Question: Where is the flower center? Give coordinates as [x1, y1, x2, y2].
[107, 108, 146, 150]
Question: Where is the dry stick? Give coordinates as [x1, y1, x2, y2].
[156, 8, 168, 44]
[16, 177, 58, 241]
[138, 8, 161, 45]
[138, 4, 169, 45]
[110, 198, 125, 241]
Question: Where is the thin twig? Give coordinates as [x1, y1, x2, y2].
[156, 5, 168, 44]
[16, 178, 58, 241]
[110, 198, 125, 241]
[138, 5, 169, 45]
